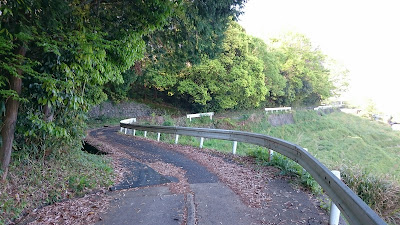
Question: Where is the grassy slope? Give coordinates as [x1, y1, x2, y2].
[256, 111, 400, 181]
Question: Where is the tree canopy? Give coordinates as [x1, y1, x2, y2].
[177, 22, 267, 110]
[267, 32, 334, 106]
[0, 0, 179, 179]
[0, 0, 347, 180]
[125, 23, 342, 111]
[106, 0, 247, 102]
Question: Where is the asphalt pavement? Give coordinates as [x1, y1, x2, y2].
[91, 127, 337, 225]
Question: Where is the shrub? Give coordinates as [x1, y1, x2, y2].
[162, 115, 175, 126]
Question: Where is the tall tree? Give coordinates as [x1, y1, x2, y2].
[0, 0, 177, 180]
[268, 32, 333, 106]
[177, 22, 267, 111]
[248, 37, 286, 106]
[121, 0, 247, 102]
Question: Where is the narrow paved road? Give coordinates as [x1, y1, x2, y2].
[90, 127, 333, 225]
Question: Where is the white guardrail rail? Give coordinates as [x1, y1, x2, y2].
[119, 122, 386, 225]
[265, 107, 291, 113]
[186, 112, 214, 121]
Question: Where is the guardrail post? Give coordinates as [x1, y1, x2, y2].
[175, 134, 179, 144]
[330, 170, 341, 225]
[200, 137, 204, 148]
[144, 131, 147, 138]
[133, 129, 136, 136]
[157, 133, 161, 141]
[232, 141, 237, 154]
[268, 149, 274, 162]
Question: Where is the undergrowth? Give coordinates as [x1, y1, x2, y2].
[0, 149, 114, 224]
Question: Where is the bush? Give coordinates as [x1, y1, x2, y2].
[162, 115, 175, 126]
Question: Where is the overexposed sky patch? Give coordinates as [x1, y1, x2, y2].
[238, 0, 400, 113]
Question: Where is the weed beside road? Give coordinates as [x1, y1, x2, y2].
[0, 149, 114, 224]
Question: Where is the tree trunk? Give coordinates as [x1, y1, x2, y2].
[0, 45, 26, 181]
[43, 104, 54, 122]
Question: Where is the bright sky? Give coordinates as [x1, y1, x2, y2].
[238, 0, 400, 114]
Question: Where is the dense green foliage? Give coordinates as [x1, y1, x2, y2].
[0, 0, 177, 157]
[267, 33, 333, 106]
[177, 22, 267, 110]
[105, 0, 247, 102]
[126, 25, 344, 111]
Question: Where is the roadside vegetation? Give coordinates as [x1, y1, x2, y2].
[130, 109, 400, 180]
[0, 149, 114, 224]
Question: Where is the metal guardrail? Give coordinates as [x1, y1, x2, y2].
[314, 105, 343, 111]
[120, 122, 386, 225]
[186, 112, 214, 121]
[265, 107, 291, 113]
[120, 118, 136, 134]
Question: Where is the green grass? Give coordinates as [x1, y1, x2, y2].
[254, 111, 400, 182]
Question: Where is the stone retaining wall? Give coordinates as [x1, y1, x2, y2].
[88, 101, 156, 118]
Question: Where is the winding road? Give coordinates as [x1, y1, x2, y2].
[89, 127, 333, 225]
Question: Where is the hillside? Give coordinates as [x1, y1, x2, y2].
[256, 110, 400, 182]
